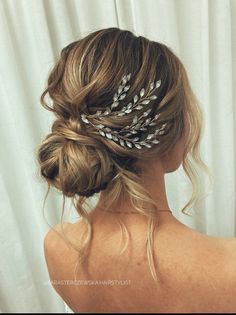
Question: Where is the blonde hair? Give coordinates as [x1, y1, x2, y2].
[37, 27, 212, 282]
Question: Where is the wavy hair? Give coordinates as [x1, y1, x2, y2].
[36, 27, 212, 282]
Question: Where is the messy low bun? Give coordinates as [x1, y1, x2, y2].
[38, 117, 119, 198]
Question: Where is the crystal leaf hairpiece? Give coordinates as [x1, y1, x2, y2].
[80, 73, 167, 150]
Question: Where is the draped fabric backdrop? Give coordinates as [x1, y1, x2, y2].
[0, 0, 235, 312]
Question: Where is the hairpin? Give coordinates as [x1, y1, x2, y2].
[80, 73, 167, 149]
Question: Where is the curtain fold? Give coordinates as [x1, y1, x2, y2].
[0, 0, 235, 312]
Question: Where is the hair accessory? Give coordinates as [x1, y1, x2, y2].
[80, 73, 167, 150]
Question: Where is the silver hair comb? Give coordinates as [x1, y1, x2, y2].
[80, 73, 167, 149]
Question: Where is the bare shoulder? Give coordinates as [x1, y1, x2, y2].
[43, 220, 86, 291]
[222, 237, 236, 276]
[215, 236, 236, 307]
[224, 236, 236, 252]
[44, 222, 72, 256]
[158, 224, 236, 310]
[44, 223, 73, 275]
[188, 230, 236, 295]
[44, 220, 87, 258]
[159, 222, 236, 279]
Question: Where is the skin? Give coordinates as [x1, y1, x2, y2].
[44, 136, 236, 313]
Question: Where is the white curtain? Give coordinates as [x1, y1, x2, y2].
[0, 0, 235, 312]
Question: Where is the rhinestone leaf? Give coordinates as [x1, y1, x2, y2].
[104, 107, 111, 115]
[120, 139, 125, 146]
[150, 82, 155, 90]
[118, 112, 125, 116]
[143, 109, 152, 116]
[112, 135, 119, 141]
[140, 88, 145, 97]
[96, 110, 102, 115]
[150, 95, 157, 100]
[154, 113, 160, 120]
[152, 139, 160, 144]
[134, 143, 142, 149]
[127, 73, 132, 80]
[140, 127, 147, 131]
[99, 130, 105, 136]
[133, 137, 139, 141]
[143, 143, 152, 148]
[131, 130, 138, 134]
[119, 93, 126, 100]
[111, 101, 119, 108]
[118, 85, 123, 94]
[127, 102, 133, 110]
[156, 80, 161, 88]
[122, 75, 127, 84]
[81, 115, 89, 124]
[125, 109, 132, 113]
[126, 141, 133, 148]
[149, 122, 157, 126]
[104, 127, 112, 132]
[136, 105, 143, 110]
[106, 133, 113, 139]
[133, 95, 138, 103]
[145, 118, 151, 124]
[147, 134, 154, 140]
[141, 99, 150, 105]
[132, 115, 138, 124]
[124, 85, 130, 92]
[113, 93, 118, 101]
[96, 124, 105, 129]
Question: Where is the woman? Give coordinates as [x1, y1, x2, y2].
[37, 27, 236, 313]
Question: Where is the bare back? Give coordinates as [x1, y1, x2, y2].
[44, 212, 236, 313]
